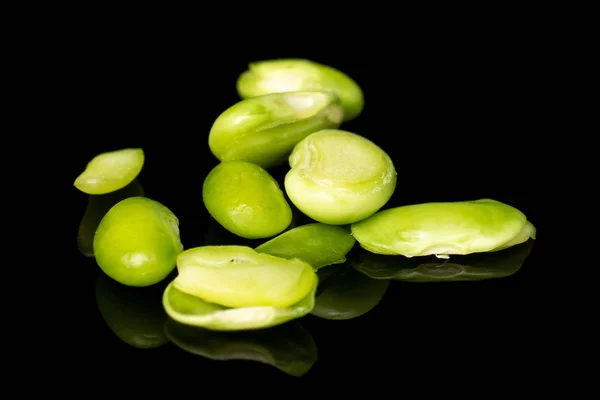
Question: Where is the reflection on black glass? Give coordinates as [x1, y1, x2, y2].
[353, 239, 535, 282]
[95, 271, 169, 349]
[77, 179, 144, 257]
[311, 262, 390, 320]
[165, 318, 318, 377]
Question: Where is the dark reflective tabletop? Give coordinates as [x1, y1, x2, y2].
[68, 52, 547, 380]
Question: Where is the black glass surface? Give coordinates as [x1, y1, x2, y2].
[69, 50, 547, 380]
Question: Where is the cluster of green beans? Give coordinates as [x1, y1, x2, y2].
[75, 58, 536, 332]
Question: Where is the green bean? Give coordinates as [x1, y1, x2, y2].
[351, 199, 535, 257]
[203, 161, 292, 239]
[353, 239, 535, 282]
[93, 197, 183, 287]
[236, 58, 364, 121]
[165, 319, 317, 377]
[255, 223, 356, 270]
[74, 148, 144, 195]
[77, 179, 144, 257]
[285, 129, 397, 225]
[311, 263, 390, 320]
[95, 272, 169, 349]
[209, 91, 343, 169]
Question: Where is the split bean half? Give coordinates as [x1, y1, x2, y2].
[351, 199, 535, 257]
[93, 196, 183, 287]
[209, 91, 343, 169]
[74, 148, 144, 195]
[203, 161, 292, 239]
[285, 129, 397, 225]
[163, 245, 318, 330]
[236, 58, 364, 121]
[255, 223, 356, 270]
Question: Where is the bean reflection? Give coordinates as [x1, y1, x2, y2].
[95, 271, 169, 349]
[165, 318, 318, 377]
[311, 262, 390, 320]
[354, 239, 535, 282]
[77, 179, 144, 257]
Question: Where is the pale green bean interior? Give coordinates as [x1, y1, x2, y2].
[285, 129, 397, 225]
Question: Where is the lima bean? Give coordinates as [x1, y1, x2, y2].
[94, 196, 183, 287]
[173, 246, 316, 309]
[74, 148, 144, 195]
[285, 129, 397, 225]
[351, 199, 535, 257]
[236, 59, 364, 121]
[209, 91, 343, 169]
[203, 161, 292, 239]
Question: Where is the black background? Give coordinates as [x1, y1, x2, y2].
[66, 36, 550, 382]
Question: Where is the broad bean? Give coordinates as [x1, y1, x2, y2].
[209, 91, 343, 169]
[285, 129, 397, 225]
[94, 196, 183, 287]
[74, 148, 144, 195]
[351, 199, 535, 257]
[203, 161, 292, 239]
[236, 58, 364, 121]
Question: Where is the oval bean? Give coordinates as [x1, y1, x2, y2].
[203, 161, 292, 239]
[351, 199, 534, 257]
[93, 196, 183, 287]
[74, 148, 144, 195]
[285, 129, 396, 225]
[236, 58, 364, 121]
[209, 91, 343, 169]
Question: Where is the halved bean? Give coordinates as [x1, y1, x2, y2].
[285, 129, 396, 225]
[74, 148, 144, 195]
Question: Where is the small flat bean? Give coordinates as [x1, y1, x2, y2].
[203, 161, 292, 239]
[163, 280, 317, 331]
[236, 59, 364, 121]
[209, 91, 343, 169]
[255, 223, 356, 269]
[351, 199, 535, 257]
[174, 246, 317, 309]
[285, 129, 397, 225]
[74, 148, 144, 195]
[94, 196, 183, 287]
